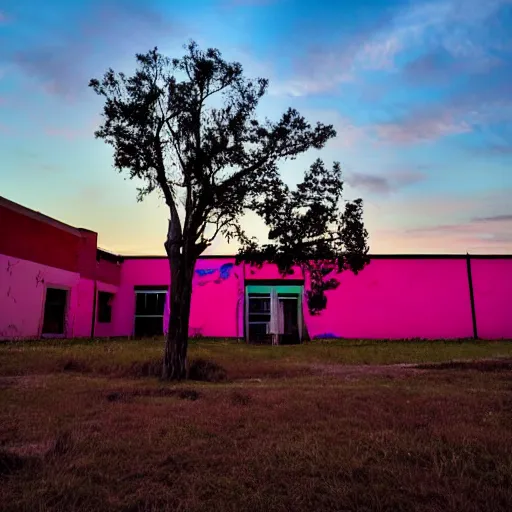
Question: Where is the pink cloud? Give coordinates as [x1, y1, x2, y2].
[359, 187, 512, 254]
[374, 108, 471, 144]
[345, 168, 427, 194]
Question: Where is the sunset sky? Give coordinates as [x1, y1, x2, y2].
[0, 0, 511, 255]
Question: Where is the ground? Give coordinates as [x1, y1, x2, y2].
[1, 338, 512, 512]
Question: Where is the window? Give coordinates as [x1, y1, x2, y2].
[42, 287, 68, 335]
[97, 292, 114, 323]
[134, 288, 168, 337]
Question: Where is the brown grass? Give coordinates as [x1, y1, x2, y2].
[1, 339, 512, 511]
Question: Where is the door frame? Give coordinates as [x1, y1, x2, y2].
[39, 284, 72, 338]
[244, 282, 304, 343]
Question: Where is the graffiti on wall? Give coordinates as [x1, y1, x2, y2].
[195, 263, 235, 286]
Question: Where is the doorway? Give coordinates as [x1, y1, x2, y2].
[42, 287, 68, 335]
[245, 284, 303, 344]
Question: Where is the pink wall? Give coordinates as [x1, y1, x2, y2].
[244, 262, 304, 280]
[186, 258, 242, 338]
[114, 258, 170, 336]
[114, 257, 242, 337]
[304, 258, 474, 339]
[2, 251, 511, 341]
[0, 254, 85, 339]
[471, 258, 512, 339]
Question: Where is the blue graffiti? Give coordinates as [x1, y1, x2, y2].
[314, 333, 338, 339]
[195, 268, 216, 277]
[195, 263, 235, 286]
[219, 263, 234, 280]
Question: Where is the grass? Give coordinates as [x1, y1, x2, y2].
[1, 338, 512, 511]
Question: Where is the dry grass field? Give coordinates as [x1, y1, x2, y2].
[1, 338, 512, 511]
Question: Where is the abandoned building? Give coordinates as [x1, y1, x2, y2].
[0, 195, 511, 342]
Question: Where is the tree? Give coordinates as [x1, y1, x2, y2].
[89, 42, 369, 380]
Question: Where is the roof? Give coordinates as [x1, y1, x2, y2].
[0, 195, 94, 237]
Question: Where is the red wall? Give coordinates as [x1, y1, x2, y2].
[0, 204, 81, 273]
[96, 259, 122, 286]
[472, 258, 512, 339]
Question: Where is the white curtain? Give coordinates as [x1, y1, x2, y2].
[269, 289, 284, 337]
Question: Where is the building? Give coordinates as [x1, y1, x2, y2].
[1, 195, 511, 341]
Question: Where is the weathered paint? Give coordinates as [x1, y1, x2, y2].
[1, 197, 511, 341]
[0, 254, 121, 340]
[0, 254, 81, 339]
[471, 258, 512, 339]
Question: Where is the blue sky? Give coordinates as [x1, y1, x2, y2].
[0, 0, 511, 255]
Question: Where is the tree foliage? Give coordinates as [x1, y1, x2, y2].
[90, 41, 369, 378]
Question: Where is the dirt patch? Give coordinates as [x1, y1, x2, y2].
[106, 387, 201, 403]
[1, 442, 52, 459]
[309, 363, 425, 380]
[416, 359, 512, 372]
[0, 375, 49, 389]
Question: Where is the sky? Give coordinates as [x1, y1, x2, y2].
[0, 0, 511, 255]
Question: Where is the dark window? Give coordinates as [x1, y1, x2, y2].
[97, 292, 114, 323]
[42, 288, 68, 334]
[134, 289, 167, 337]
[135, 292, 166, 316]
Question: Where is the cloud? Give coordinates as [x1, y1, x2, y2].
[372, 69, 512, 145]
[374, 108, 472, 144]
[404, 203, 512, 250]
[359, 185, 512, 252]
[345, 168, 427, 194]
[473, 214, 512, 223]
[10, 0, 180, 99]
[274, 0, 512, 97]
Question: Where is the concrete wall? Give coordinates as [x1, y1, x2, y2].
[304, 258, 475, 339]
[0, 254, 120, 340]
[187, 258, 242, 338]
[0, 254, 82, 339]
[472, 258, 512, 339]
[114, 257, 242, 337]
[1, 251, 511, 341]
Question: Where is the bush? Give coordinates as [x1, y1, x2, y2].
[188, 358, 228, 383]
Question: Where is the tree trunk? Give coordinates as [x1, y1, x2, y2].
[162, 252, 195, 380]
[161, 200, 197, 381]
